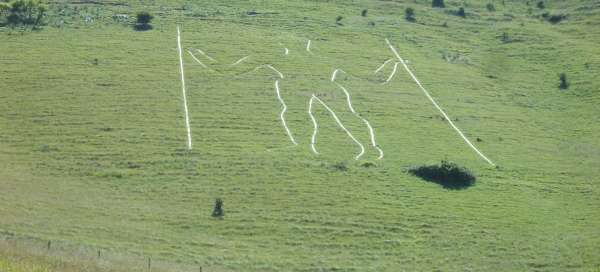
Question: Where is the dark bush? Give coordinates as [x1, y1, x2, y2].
[2, 0, 47, 27]
[134, 11, 153, 30]
[432, 0, 445, 8]
[547, 14, 565, 24]
[332, 161, 348, 171]
[212, 198, 224, 218]
[408, 160, 476, 189]
[559, 73, 569, 90]
[405, 7, 415, 22]
[361, 9, 368, 17]
[457, 7, 466, 18]
[537, 1, 545, 9]
[486, 3, 495, 12]
[335, 15, 343, 25]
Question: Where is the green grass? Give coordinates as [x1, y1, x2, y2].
[1, 0, 599, 271]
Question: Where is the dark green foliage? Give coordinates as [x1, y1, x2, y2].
[537, 1, 545, 9]
[547, 14, 566, 24]
[134, 11, 153, 30]
[457, 7, 466, 18]
[212, 198, 224, 218]
[335, 15, 343, 25]
[361, 9, 367, 17]
[361, 161, 376, 168]
[1, 0, 47, 27]
[486, 3, 495, 12]
[559, 73, 569, 89]
[432, 0, 445, 8]
[405, 7, 415, 22]
[501, 32, 510, 43]
[136, 11, 153, 24]
[332, 161, 348, 171]
[408, 161, 476, 189]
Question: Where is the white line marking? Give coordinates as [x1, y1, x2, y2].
[231, 56, 250, 66]
[284, 48, 289, 55]
[275, 80, 297, 145]
[306, 40, 312, 52]
[334, 82, 384, 160]
[385, 38, 495, 166]
[383, 62, 399, 84]
[312, 95, 365, 160]
[308, 96, 319, 155]
[331, 68, 345, 82]
[194, 48, 216, 62]
[187, 50, 207, 68]
[177, 26, 192, 150]
[251, 65, 284, 79]
[374, 59, 393, 74]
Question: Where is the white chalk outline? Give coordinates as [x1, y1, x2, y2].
[385, 38, 495, 166]
[332, 69, 384, 160]
[374, 59, 393, 74]
[309, 94, 365, 160]
[284, 48, 289, 55]
[177, 26, 192, 150]
[275, 80, 297, 145]
[383, 62, 399, 84]
[308, 96, 319, 155]
[194, 48, 216, 62]
[231, 56, 250, 66]
[187, 50, 207, 68]
[306, 40, 312, 52]
[251, 64, 284, 79]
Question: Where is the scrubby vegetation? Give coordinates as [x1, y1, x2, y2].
[0, 0, 47, 27]
[432, 0, 445, 8]
[408, 161, 476, 189]
[405, 7, 415, 22]
[559, 73, 569, 89]
[134, 11, 152, 30]
[212, 198, 224, 218]
[456, 7, 466, 18]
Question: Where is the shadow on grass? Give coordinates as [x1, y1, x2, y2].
[408, 160, 476, 190]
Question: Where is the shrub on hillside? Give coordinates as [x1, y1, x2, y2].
[335, 15, 343, 25]
[405, 7, 415, 22]
[408, 160, 476, 189]
[559, 73, 569, 90]
[456, 7, 466, 18]
[361, 9, 368, 17]
[212, 198, 224, 218]
[1, 0, 47, 27]
[486, 3, 495, 12]
[134, 11, 153, 31]
[547, 14, 566, 24]
[332, 161, 348, 171]
[537, 1, 545, 9]
[432, 0, 445, 8]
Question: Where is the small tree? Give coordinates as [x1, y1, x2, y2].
[335, 15, 343, 25]
[559, 73, 569, 90]
[134, 11, 153, 30]
[486, 3, 495, 12]
[537, 1, 545, 9]
[361, 9, 368, 17]
[405, 7, 415, 22]
[212, 198, 224, 218]
[432, 0, 445, 8]
[2, 0, 47, 27]
[457, 7, 466, 18]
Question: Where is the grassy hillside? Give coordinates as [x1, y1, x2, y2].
[1, 0, 599, 271]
